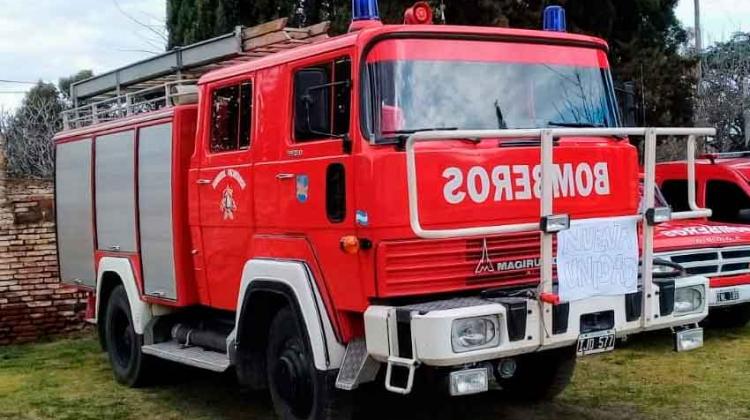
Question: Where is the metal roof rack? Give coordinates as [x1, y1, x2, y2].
[63, 18, 329, 130]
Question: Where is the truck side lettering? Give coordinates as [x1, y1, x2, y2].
[443, 162, 611, 204]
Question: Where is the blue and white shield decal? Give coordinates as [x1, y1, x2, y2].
[296, 174, 309, 203]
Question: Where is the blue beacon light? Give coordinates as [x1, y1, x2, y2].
[543, 5, 567, 32]
[352, 0, 380, 21]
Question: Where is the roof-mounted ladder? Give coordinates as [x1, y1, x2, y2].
[63, 18, 330, 130]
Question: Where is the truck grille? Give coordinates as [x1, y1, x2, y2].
[656, 247, 750, 277]
[376, 233, 544, 297]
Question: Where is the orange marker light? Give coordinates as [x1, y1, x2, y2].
[340, 236, 360, 254]
[539, 292, 561, 305]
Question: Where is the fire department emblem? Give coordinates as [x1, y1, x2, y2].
[475, 238, 495, 274]
[211, 169, 247, 220]
[220, 185, 237, 220]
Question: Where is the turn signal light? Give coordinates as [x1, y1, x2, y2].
[340, 236, 360, 254]
[404, 2, 433, 25]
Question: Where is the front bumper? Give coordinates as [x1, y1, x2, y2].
[364, 275, 709, 368]
[709, 284, 750, 307]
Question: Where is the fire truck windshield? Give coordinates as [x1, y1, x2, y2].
[363, 39, 618, 143]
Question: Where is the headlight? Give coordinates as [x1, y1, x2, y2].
[674, 285, 705, 315]
[451, 316, 500, 353]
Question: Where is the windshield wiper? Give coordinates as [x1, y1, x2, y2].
[381, 127, 459, 136]
[547, 121, 605, 128]
[380, 127, 460, 150]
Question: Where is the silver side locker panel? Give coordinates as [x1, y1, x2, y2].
[95, 131, 137, 252]
[56, 139, 96, 287]
[138, 123, 177, 299]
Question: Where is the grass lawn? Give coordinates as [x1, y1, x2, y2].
[1, 327, 749, 420]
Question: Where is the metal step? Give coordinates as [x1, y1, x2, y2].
[142, 341, 231, 372]
[335, 338, 380, 390]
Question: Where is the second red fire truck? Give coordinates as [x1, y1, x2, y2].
[657, 154, 750, 326]
[55, 2, 714, 419]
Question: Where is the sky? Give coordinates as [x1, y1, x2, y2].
[0, 0, 748, 110]
[0, 0, 166, 110]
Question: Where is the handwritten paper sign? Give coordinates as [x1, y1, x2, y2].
[557, 217, 639, 302]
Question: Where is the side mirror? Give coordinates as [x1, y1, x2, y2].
[294, 68, 331, 139]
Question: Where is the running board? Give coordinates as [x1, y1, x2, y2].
[142, 341, 231, 372]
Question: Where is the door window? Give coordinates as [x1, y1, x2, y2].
[293, 57, 351, 141]
[706, 180, 750, 223]
[210, 82, 253, 153]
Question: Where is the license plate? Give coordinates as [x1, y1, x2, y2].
[576, 329, 616, 356]
[717, 289, 740, 303]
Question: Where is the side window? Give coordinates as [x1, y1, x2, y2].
[706, 180, 750, 223]
[293, 56, 351, 141]
[210, 82, 253, 153]
[660, 180, 690, 212]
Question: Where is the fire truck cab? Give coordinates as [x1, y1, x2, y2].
[54, 2, 714, 418]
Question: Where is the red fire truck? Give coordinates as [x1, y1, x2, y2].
[657, 153, 750, 325]
[55, 2, 713, 418]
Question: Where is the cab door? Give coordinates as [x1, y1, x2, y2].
[196, 80, 255, 309]
[257, 53, 364, 310]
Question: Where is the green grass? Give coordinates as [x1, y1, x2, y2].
[1, 328, 749, 419]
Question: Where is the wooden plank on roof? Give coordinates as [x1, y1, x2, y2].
[241, 18, 289, 40]
[242, 31, 291, 51]
[288, 21, 331, 38]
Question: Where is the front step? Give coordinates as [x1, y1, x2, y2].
[142, 341, 231, 372]
[335, 338, 380, 390]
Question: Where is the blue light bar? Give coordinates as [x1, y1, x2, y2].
[352, 0, 380, 21]
[543, 5, 567, 32]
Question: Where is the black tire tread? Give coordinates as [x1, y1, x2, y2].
[709, 303, 750, 328]
[104, 285, 152, 388]
[266, 307, 352, 420]
[503, 346, 576, 401]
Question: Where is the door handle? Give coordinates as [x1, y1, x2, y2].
[276, 173, 295, 180]
[196, 179, 211, 185]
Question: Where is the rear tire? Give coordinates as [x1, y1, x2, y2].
[266, 307, 352, 420]
[709, 303, 750, 328]
[500, 346, 576, 401]
[104, 285, 151, 387]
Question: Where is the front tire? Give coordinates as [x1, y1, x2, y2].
[709, 303, 750, 328]
[266, 307, 351, 420]
[500, 346, 576, 401]
[104, 285, 151, 387]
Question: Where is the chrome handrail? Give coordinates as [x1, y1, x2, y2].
[62, 80, 198, 130]
[404, 126, 716, 341]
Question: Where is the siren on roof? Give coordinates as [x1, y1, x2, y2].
[404, 2, 433, 25]
[352, 0, 380, 21]
[543, 5, 567, 32]
[350, 0, 382, 31]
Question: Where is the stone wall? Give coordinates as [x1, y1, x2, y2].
[0, 178, 86, 345]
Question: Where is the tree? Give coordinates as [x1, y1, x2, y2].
[694, 33, 750, 152]
[59, 69, 94, 102]
[168, 0, 297, 48]
[0, 82, 65, 178]
[374, 0, 695, 127]
[166, 0, 695, 128]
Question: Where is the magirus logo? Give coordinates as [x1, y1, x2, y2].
[474, 238, 542, 275]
